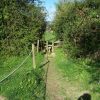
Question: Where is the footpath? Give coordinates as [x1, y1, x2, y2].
[45, 53, 89, 100]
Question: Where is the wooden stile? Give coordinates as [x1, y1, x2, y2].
[52, 41, 54, 53]
[32, 44, 36, 69]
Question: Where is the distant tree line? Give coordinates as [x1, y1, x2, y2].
[53, 0, 100, 60]
[0, 0, 46, 56]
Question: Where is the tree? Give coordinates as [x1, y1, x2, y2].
[53, 0, 100, 60]
[53, 2, 74, 40]
[0, 0, 46, 55]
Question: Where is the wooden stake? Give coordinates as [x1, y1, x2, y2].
[46, 41, 48, 53]
[46, 41, 48, 60]
[52, 41, 54, 53]
[37, 40, 39, 53]
[32, 44, 36, 69]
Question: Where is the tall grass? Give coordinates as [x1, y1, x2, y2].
[0, 53, 45, 100]
[55, 48, 100, 100]
[44, 32, 56, 42]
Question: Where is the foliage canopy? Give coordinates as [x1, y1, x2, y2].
[0, 0, 46, 56]
[53, 0, 100, 60]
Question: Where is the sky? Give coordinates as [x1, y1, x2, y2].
[43, 0, 58, 21]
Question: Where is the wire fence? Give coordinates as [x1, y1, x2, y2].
[0, 51, 32, 84]
[0, 47, 50, 99]
[0, 42, 53, 99]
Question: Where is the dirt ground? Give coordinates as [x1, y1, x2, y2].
[0, 96, 6, 100]
[45, 54, 89, 100]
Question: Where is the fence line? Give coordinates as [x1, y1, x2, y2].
[0, 51, 32, 84]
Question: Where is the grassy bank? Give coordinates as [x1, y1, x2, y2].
[0, 53, 45, 100]
[55, 48, 100, 100]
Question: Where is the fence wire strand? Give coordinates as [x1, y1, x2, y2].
[0, 51, 32, 84]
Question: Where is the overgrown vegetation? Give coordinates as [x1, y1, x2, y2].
[0, 0, 46, 56]
[0, 0, 100, 99]
[53, 0, 100, 59]
[0, 53, 45, 100]
[53, 0, 100, 99]
[0, 0, 47, 99]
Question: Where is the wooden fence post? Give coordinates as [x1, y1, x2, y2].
[46, 41, 48, 53]
[32, 44, 36, 69]
[37, 40, 39, 53]
[46, 41, 48, 60]
[52, 41, 54, 53]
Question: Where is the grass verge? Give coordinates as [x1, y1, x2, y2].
[55, 48, 100, 100]
[44, 31, 56, 42]
[0, 53, 45, 100]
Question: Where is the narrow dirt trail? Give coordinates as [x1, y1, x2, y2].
[46, 57, 66, 100]
[45, 54, 89, 100]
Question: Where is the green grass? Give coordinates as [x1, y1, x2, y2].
[44, 31, 56, 42]
[55, 48, 100, 100]
[0, 53, 45, 100]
